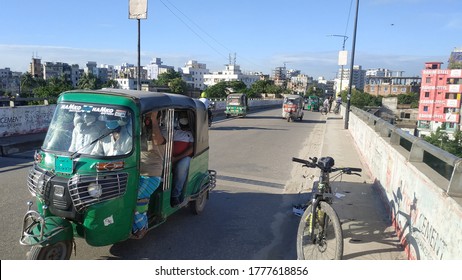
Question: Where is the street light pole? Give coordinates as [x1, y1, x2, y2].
[328, 35, 348, 97]
[345, 0, 359, 129]
[129, 0, 148, 91]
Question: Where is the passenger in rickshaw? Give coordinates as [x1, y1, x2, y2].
[91, 113, 132, 156]
[68, 111, 105, 153]
[171, 111, 194, 206]
[132, 110, 166, 239]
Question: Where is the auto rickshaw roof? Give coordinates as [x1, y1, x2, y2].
[62, 89, 200, 114]
[285, 94, 303, 99]
[227, 93, 246, 97]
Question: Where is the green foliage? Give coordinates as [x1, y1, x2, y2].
[204, 80, 250, 98]
[341, 89, 382, 109]
[102, 79, 119, 88]
[169, 78, 188, 94]
[154, 69, 182, 86]
[34, 76, 73, 104]
[305, 86, 324, 97]
[204, 82, 230, 98]
[77, 73, 101, 90]
[424, 127, 462, 157]
[397, 92, 419, 108]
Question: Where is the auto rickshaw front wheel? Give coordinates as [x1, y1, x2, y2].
[189, 190, 208, 215]
[26, 240, 73, 260]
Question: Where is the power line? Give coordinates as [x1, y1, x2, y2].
[158, 0, 228, 60]
[159, 0, 265, 71]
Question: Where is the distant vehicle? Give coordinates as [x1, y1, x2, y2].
[225, 93, 249, 118]
[304, 95, 320, 111]
[282, 94, 304, 122]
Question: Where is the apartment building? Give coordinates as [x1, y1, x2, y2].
[179, 60, 209, 91]
[417, 62, 462, 137]
[204, 62, 259, 88]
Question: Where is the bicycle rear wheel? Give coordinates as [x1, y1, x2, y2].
[296, 201, 343, 260]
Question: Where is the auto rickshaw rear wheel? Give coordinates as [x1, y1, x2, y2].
[26, 240, 73, 260]
[189, 190, 208, 215]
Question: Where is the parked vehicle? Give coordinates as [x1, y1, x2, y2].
[282, 94, 304, 122]
[292, 156, 362, 259]
[304, 95, 321, 111]
[224, 93, 249, 118]
[20, 89, 216, 259]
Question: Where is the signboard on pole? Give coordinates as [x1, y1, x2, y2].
[129, 0, 148, 19]
[338, 50, 348, 66]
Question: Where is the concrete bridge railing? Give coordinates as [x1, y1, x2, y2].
[344, 106, 462, 260]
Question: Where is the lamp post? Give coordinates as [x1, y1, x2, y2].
[328, 35, 348, 97]
[129, 0, 148, 91]
[345, 0, 359, 129]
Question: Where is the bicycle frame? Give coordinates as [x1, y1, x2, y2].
[308, 171, 334, 243]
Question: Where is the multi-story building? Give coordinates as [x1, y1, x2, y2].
[179, 60, 209, 91]
[145, 58, 174, 80]
[288, 74, 312, 95]
[0, 68, 21, 95]
[364, 68, 420, 96]
[272, 66, 287, 87]
[334, 65, 366, 94]
[29, 57, 43, 78]
[417, 62, 462, 137]
[317, 76, 335, 97]
[42, 62, 80, 87]
[203, 61, 259, 89]
[84, 61, 98, 77]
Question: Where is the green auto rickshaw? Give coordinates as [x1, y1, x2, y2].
[304, 95, 320, 111]
[224, 93, 249, 118]
[20, 89, 216, 259]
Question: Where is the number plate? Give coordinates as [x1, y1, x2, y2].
[55, 156, 73, 174]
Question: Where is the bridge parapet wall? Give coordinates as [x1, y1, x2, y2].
[346, 106, 462, 259]
[0, 99, 283, 137]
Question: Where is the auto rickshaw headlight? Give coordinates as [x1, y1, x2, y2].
[87, 183, 102, 198]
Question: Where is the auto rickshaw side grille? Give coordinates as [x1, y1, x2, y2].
[27, 165, 53, 198]
[68, 173, 128, 212]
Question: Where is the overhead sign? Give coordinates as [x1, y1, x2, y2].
[129, 0, 148, 19]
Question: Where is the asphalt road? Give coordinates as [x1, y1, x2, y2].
[0, 107, 325, 260]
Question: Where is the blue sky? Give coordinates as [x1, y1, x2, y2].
[1, 0, 461, 79]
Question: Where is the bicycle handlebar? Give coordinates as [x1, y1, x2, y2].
[291, 157, 312, 166]
[292, 157, 362, 174]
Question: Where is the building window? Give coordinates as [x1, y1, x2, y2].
[426, 77, 431, 83]
[445, 92, 456, 99]
[401, 88, 407, 92]
[424, 92, 430, 97]
[423, 106, 428, 112]
[392, 87, 397, 92]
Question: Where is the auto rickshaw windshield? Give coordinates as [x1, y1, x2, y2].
[42, 102, 134, 156]
[227, 97, 242, 106]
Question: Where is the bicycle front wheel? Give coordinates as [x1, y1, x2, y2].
[296, 201, 343, 260]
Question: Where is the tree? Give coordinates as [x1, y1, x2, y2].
[77, 73, 101, 89]
[397, 92, 419, 108]
[424, 127, 462, 157]
[34, 76, 73, 103]
[20, 72, 36, 97]
[154, 69, 182, 86]
[102, 79, 119, 88]
[341, 89, 382, 109]
[204, 82, 229, 98]
[169, 78, 188, 94]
